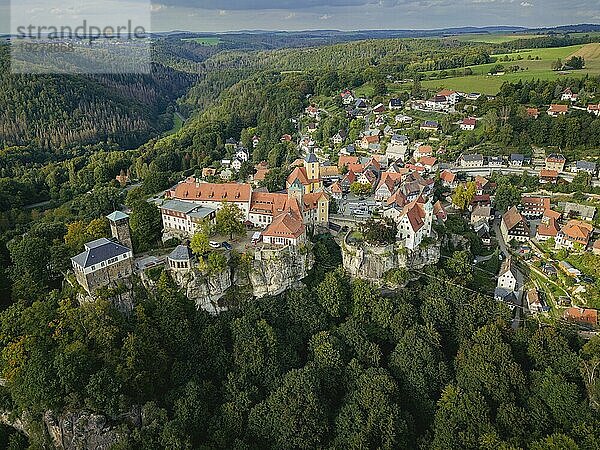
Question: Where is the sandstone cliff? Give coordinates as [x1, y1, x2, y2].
[249, 244, 315, 298]
[341, 234, 440, 286]
[156, 244, 314, 314]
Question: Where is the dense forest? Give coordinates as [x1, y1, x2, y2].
[2, 234, 600, 449]
[0, 45, 197, 150]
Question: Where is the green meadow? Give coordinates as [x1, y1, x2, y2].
[421, 44, 600, 94]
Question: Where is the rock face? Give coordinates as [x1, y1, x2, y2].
[342, 234, 440, 285]
[43, 409, 140, 450]
[171, 266, 233, 315]
[160, 245, 314, 313]
[250, 244, 315, 298]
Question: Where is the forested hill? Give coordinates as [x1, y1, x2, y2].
[0, 45, 198, 151]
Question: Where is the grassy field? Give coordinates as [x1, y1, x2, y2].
[569, 43, 600, 70]
[182, 37, 222, 46]
[163, 113, 184, 136]
[421, 44, 600, 94]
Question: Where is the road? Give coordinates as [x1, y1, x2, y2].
[450, 165, 600, 188]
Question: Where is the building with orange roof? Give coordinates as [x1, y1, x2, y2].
[329, 181, 343, 200]
[501, 206, 529, 243]
[249, 192, 300, 228]
[556, 220, 593, 249]
[539, 169, 559, 184]
[563, 308, 598, 327]
[440, 170, 457, 188]
[338, 155, 359, 169]
[526, 108, 539, 119]
[301, 192, 330, 225]
[593, 239, 600, 256]
[535, 218, 559, 242]
[167, 178, 253, 217]
[375, 172, 403, 201]
[252, 168, 270, 185]
[414, 145, 433, 160]
[262, 210, 306, 247]
[286, 152, 323, 195]
[417, 157, 438, 171]
[521, 196, 551, 219]
[360, 134, 380, 150]
[547, 104, 569, 117]
[433, 200, 447, 222]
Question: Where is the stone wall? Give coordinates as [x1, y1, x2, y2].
[341, 233, 440, 286]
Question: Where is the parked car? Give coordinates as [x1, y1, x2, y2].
[221, 242, 233, 250]
[209, 241, 221, 249]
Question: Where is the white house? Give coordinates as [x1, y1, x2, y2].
[383, 197, 434, 250]
[497, 256, 518, 291]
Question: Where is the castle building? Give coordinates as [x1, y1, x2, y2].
[286, 152, 324, 195]
[107, 211, 133, 250]
[383, 196, 434, 250]
[165, 151, 330, 242]
[71, 212, 134, 295]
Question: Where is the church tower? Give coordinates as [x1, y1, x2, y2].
[107, 211, 133, 250]
[304, 152, 320, 183]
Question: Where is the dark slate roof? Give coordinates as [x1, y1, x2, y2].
[510, 153, 525, 161]
[169, 245, 193, 261]
[462, 154, 483, 161]
[305, 152, 318, 163]
[495, 287, 517, 304]
[71, 238, 130, 268]
[576, 161, 597, 171]
[106, 211, 129, 222]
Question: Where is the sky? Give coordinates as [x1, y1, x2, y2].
[1, 0, 600, 34]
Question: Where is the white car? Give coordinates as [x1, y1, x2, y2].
[209, 241, 221, 249]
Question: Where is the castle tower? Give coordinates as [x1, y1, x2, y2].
[287, 179, 304, 206]
[304, 152, 320, 183]
[106, 211, 133, 250]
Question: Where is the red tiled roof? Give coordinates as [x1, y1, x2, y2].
[169, 180, 251, 202]
[503, 206, 526, 231]
[303, 192, 328, 211]
[548, 104, 569, 113]
[440, 170, 456, 183]
[563, 308, 598, 326]
[262, 210, 305, 239]
[338, 155, 359, 169]
[540, 169, 559, 178]
[560, 220, 593, 242]
[537, 218, 559, 237]
[287, 166, 310, 186]
[419, 156, 438, 167]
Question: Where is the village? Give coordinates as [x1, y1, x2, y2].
[68, 85, 600, 330]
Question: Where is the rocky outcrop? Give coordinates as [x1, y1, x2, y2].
[250, 244, 314, 298]
[43, 408, 140, 450]
[342, 234, 440, 286]
[153, 245, 314, 313]
[171, 267, 232, 315]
